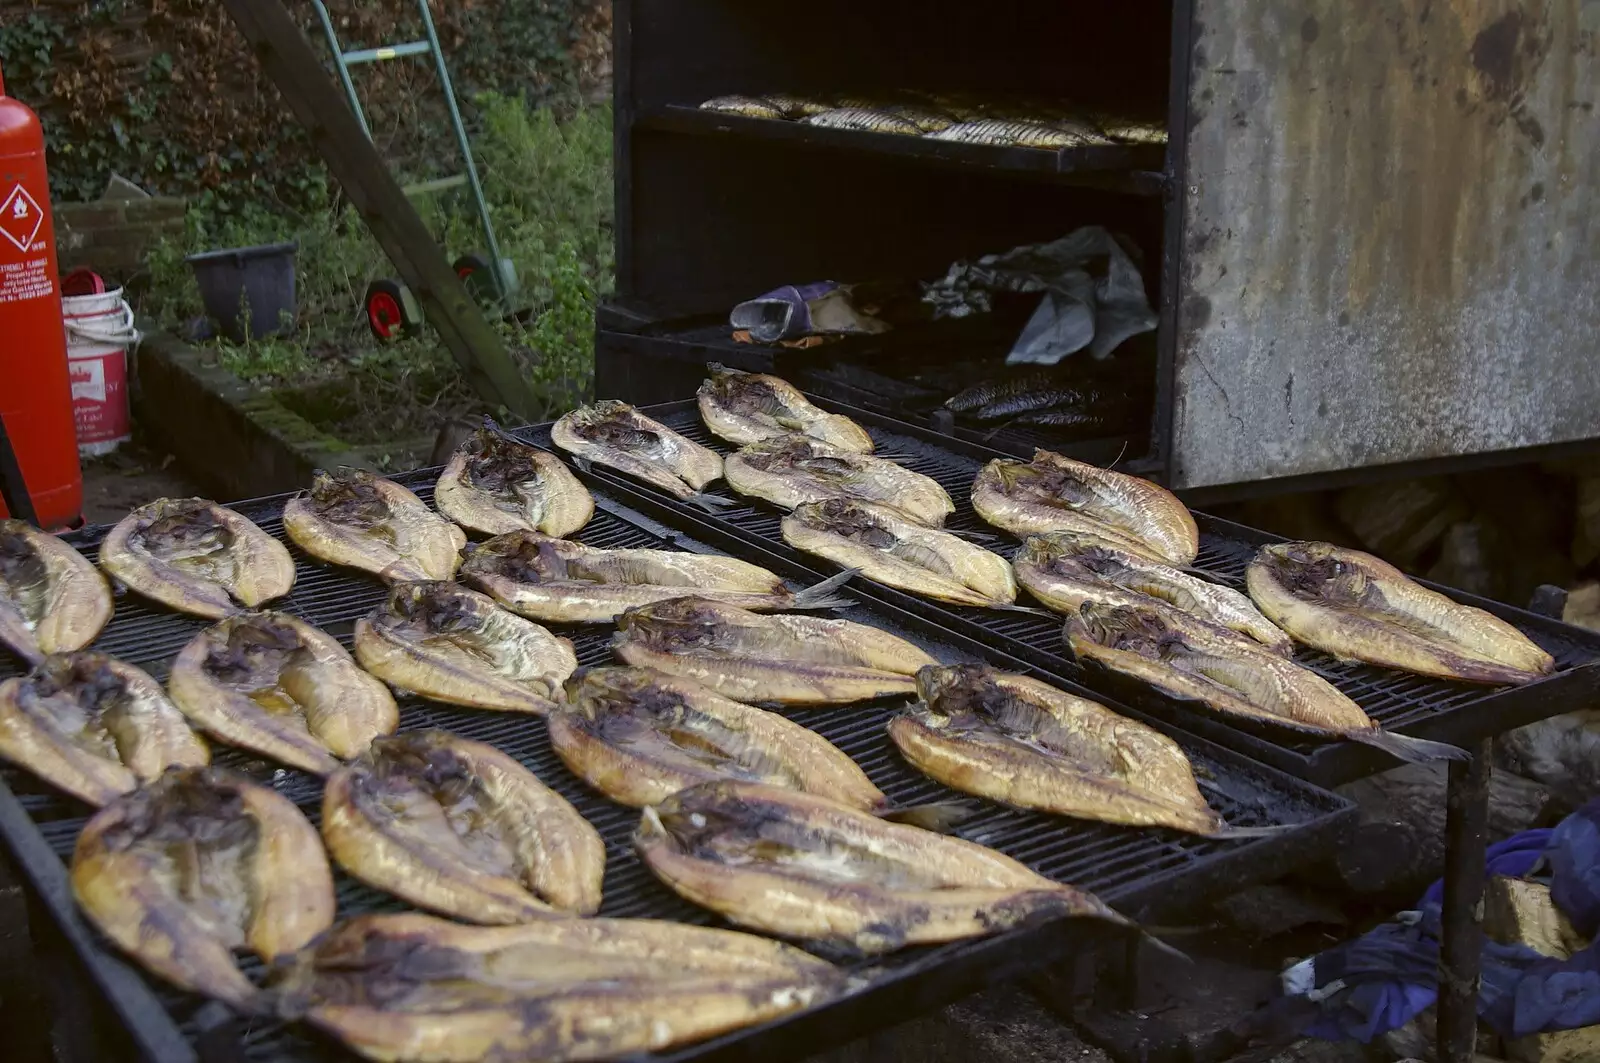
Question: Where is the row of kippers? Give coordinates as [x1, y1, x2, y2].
[0, 367, 1559, 1063]
[697, 91, 1168, 150]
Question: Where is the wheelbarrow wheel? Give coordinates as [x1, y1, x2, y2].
[453, 253, 495, 306]
[365, 278, 418, 341]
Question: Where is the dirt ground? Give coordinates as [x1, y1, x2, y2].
[78, 438, 203, 525]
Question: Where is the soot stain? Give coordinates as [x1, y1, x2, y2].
[1471, 11, 1525, 102]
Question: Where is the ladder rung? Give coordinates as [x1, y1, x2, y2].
[343, 40, 431, 65]
[402, 175, 469, 197]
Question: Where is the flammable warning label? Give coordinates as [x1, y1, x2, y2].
[0, 254, 53, 305]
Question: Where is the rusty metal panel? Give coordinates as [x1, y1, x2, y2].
[1171, 0, 1600, 490]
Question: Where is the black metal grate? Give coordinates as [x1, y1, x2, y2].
[521, 399, 1600, 786]
[0, 478, 1350, 1063]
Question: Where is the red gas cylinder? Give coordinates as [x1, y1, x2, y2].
[0, 60, 82, 529]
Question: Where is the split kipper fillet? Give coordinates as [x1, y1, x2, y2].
[1065, 600, 1468, 765]
[725, 434, 954, 526]
[552, 399, 728, 509]
[0, 519, 112, 665]
[611, 597, 938, 705]
[354, 581, 577, 714]
[433, 421, 594, 538]
[283, 467, 465, 582]
[1014, 530, 1291, 655]
[269, 911, 843, 1063]
[889, 663, 1243, 836]
[322, 729, 604, 924]
[459, 529, 849, 624]
[99, 497, 295, 619]
[972, 450, 1198, 564]
[71, 766, 334, 1008]
[0, 652, 207, 806]
[637, 780, 1128, 955]
[168, 610, 397, 774]
[698, 362, 874, 453]
[1247, 541, 1555, 686]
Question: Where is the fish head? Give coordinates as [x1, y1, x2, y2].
[136, 499, 234, 559]
[361, 731, 478, 805]
[103, 766, 255, 853]
[912, 662, 991, 708]
[204, 612, 308, 684]
[570, 402, 665, 453]
[1259, 543, 1371, 604]
[462, 429, 543, 492]
[643, 780, 755, 852]
[0, 523, 48, 597]
[307, 468, 392, 528]
[794, 498, 895, 544]
[460, 531, 566, 582]
[26, 651, 129, 712]
[1073, 602, 1182, 657]
[615, 597, 736, 652]
[385, 581, 495, 635]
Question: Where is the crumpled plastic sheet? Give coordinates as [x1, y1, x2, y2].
[919, 226, 1158, 364]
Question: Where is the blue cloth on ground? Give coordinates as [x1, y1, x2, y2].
[1287, 798, 1600, 1042]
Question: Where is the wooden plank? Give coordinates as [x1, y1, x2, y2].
[216, 0, 543, 421]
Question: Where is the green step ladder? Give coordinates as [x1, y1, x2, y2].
[310, 0, 517, 340]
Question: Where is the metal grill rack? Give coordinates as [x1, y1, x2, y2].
[0, 478, 1350, 1063]
[519, 397, 1600, 787]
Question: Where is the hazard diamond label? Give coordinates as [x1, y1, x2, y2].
[0, 184, 45, 254]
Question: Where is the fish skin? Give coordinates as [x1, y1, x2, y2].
[889, 664, 1222, 835]
[700, 94, 787, 119]
[930, 119, 1091, 148]
[636, 780, 1127, 954]
[270, 912, 842, 1063]
[759, 94, 835, 119]
[354, 581, 576, 713]
[99, 498, 295, 619]
[782, 498, 1017, 607]
[551, 400, 724, 501]
[549, 665, 886, 810]
[725, 434, 954, 526]
[0, 652, 208, 806]
[283, 468, 465, 583]
[0, 520, 113, 665]
[612, 597, 938, 705]
[698, 362, 875, 453]
[1247, 541, 1555, 684]
[803, 107, 925, 135]
[71, 766, 334, 1008]
[972, 450, 1199, 564]
[433, 424, 594, 538]
[168, 611, 397, 774]
[322, 730, 604, 924]
[459, 529, 803, 623]
[1015, 531, 1293, 655]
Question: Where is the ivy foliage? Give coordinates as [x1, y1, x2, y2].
[0, 0, 607, 210]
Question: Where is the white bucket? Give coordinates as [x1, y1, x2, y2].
[63, 286, 140, 457]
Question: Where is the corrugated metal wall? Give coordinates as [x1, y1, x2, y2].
[1171, 0, 1599, 489]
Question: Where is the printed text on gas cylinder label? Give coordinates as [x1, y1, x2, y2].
[0, 255, 52, 305]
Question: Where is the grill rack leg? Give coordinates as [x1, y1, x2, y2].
[1437, 738, 1492, 1063]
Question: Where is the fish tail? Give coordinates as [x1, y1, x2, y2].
[876, 799, 975, 833]
[790, 569, 857, 610]
[706, 361, 739, 375]
[1139, 930, 1195, 965]
[982, 420, 1020, 442]
[1206, 823, 1294, 840]
[945, 528, 1001, 543]
[570, 455, 595, 474]
[688, 492, 740, 513]
[1350, 729, 1471, 764]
